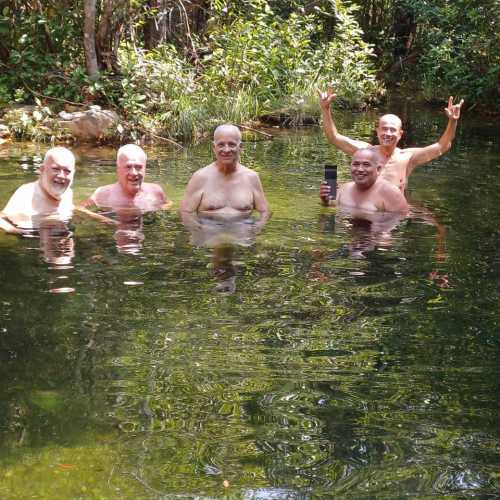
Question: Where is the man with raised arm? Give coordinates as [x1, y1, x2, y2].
[320, 148, 408, 214]
[180, 124, 271, 232]
[318, 87, 464, 192]
[82, 144, 170, 211]
[0, 146, 76, 234]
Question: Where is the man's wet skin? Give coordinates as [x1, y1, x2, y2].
[180, 124, 271, 230]
[80, 144, 170, 254]
[81, 144, 170, 212]
[0, 147, 76, 234]
[180, 124, 271, 293]
[318, 87, 464, 192]
[321, 149, 409, 213]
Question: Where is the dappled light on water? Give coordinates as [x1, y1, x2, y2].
[0, 107, 499, 497]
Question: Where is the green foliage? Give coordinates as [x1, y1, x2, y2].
[1, 0, 383, 141]
[0, 2, 86, 104]
[403, 0, 500, 105]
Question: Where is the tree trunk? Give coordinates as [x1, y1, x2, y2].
[83, 0, 99, 79]
[144, 0, 168, 50]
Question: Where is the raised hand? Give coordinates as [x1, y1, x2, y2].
[444, 96, 464, 121]
[318, 86, 336, 110]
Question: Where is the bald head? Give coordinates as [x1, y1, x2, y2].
[117, 144, 147, 166]
[378, 114, 403, 130]
[352, 148, 379, 163]
[213, 124, 241, 144]
[43, 147, 75, 169]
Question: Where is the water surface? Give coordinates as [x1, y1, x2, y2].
[1, 103, 499, 498]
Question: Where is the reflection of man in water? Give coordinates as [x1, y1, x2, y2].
[318, 149, 407, 260]
[180, 124, 271, 292]
[0, 147, 75, 234]
[81, 144, 170, 254]
[320, 149, 408, 213]
[38, 217, 75, 266]
[318, 87, 464, 192]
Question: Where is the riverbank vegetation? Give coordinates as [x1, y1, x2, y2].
[0, 1, 498, 143]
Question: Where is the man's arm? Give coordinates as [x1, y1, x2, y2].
[408, 96, 464, 173]
[0, 214, 24, 235]
[0, 185, 32, 235]
[179, 172, 204, 229]
[250, 172, 271, 227]
[318, 87, 370, 155]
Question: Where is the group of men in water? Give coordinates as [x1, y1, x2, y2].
[0, 89, 464, 253]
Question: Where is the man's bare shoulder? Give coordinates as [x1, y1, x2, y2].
[238, 164, 260, 179]
[2, 181, 37, 213]
[376, 177, 404, 195]
[393, 147, 414, 157]
[142, 182, 166, 194]
[92, 183, 117, 204]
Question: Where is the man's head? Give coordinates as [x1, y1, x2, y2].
[376, 114, 403, 148]
[212, 124, 242, 169]
[39, 147, 76, 201]
[116, 144, 147, 196]
[350, 148, 382, 190]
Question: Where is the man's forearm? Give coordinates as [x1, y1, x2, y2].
[321, 106, 340, 146]
[0, 216, 23, 235]
[437, 118, 458, 154]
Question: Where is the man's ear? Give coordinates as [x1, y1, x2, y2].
[376, 163, 382, 174]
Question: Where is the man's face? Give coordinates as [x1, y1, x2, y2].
[376, 115, 403, 147]
[117, 151, 146, 196]
[213, 129, 241, 167]
[39, 154, 75, 201]
[350, 150, 380, 190]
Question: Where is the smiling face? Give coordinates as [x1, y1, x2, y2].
[116, 145, 147, 197]
[350, 149, 381, 190]
[376, 114, 403, 148]
[212, 125, 242, 169]
[39, 147, 75, 201]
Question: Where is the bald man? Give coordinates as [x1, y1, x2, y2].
[0, 147, 75, 234]
[180, 124, 270, 233]
[318, 87, 464, 192]
[321, 148, 408, 213]
[82, 144, 169, 211]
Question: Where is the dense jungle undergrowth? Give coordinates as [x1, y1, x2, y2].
[0, 0, 498, 143]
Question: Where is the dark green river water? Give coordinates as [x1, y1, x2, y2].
[1, 102, 499, 498]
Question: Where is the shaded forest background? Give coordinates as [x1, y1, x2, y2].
[0, 0, 498, 141]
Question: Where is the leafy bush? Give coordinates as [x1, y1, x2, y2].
[399, 0, 499, 105]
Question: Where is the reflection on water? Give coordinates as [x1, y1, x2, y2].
[0, 106, 499, 497]
[185, 216, 261, 294]
[38, 217, 75, 266]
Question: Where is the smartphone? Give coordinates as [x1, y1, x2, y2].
[324, 164, 337, 200]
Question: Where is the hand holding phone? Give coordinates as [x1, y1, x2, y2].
[324, 164, 337, 200]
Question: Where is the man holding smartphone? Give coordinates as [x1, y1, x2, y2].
[318, 87, 464, 192]
[320, 149, 408, 213]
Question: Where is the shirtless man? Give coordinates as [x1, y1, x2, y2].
[180, 124, 270, 232]
[82, 144, 170, 211]
[81, 144, 170, 254]
[318, 87, 464, 192]
[0, 146, 75, 234]
[320, 148, 408, 213]
[181, 124, 270, 293]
